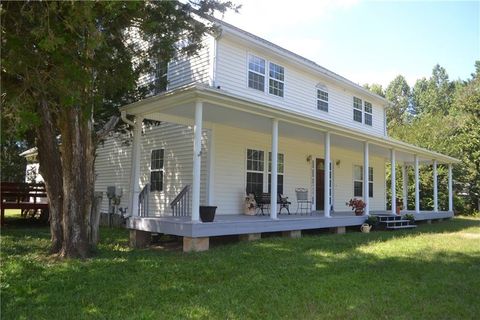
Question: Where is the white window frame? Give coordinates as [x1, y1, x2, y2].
[353, 97, 363, 123]
[317, 87, 329, 112]
[268, 152, 285, 194]
[353, 164, 373, 198]
[268, 62, 284, 97]
[246, 148, 265, 194]
[364, 101, 373, 126]
[247, 54, 266, 92]
[247, 53, 285, 98]
[150, 149, 165, 192]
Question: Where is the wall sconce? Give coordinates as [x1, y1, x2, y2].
[336, 160, 341, 167]
[306, 155, 312, 163]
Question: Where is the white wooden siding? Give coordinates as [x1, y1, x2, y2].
[212, 124, 386, 215]
[215, 37, 385, 137]
[138, 122, 208, 216]
[94, 133, 132, 213]
[94, 123, 208, 216]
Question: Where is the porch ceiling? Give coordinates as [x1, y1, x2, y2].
[121, 85, 459, 164]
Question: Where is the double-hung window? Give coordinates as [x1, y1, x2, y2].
[353, 165, 373, 198]
[364, 101, 373, 126]
[353, 97, 363, 123]
[268, 152, 284, 194]
[317, 89, 329, 112]
[246, 149, 264, 195]
[269, 62, 284, 97]
[150, 149, 164, 192]
[248, 55, 266, 92]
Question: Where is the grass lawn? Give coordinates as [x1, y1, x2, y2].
[1, 217, 479, 319]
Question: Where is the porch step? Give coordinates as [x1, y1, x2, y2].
[374, 214, 416, 230]
[386, 224, 417, 230]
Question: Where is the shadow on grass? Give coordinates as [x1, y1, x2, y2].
[1, 217, 480, 319]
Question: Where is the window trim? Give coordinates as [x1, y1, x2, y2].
[245, 148, 265, 195]
[316, 87, 329, 112]
[247, 54, 266, 92]
[353, 164, 373, 198]
[353, 96, 374, 126]
[364, 101, 373, 126]
[246, 53, 285, 99]
[150, 148, 165, 192]
[268, 62, 285, 97]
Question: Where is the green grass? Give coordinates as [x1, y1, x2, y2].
[1, 217, 479, 319]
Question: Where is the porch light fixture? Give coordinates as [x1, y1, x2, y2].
[336, 160, 341, 167]
[306, 155, 312, 163]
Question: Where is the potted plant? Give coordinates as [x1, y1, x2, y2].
[199, 205, 217, 222]
[403, 213, 415, 223]
[346, 198, 366, 216]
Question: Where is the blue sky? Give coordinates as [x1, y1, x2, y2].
[221, 0, 479, 87]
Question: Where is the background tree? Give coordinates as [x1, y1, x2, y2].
[385, 75, 411, 129]
[1, 0, 237, 258]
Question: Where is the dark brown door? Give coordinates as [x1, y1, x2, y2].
[316, 158, 324, 210]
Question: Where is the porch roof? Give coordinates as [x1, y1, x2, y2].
[120, 84, 460, 164]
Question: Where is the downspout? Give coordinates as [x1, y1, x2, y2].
[121, 110, 135, 127]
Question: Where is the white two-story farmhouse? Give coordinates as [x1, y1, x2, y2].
[94, 20, 459, 251]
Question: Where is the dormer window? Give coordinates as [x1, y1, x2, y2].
[248, 55, 266, 92]
[317, 88, 329, 112]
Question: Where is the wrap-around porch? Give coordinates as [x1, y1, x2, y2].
[121, 85, 458, 251]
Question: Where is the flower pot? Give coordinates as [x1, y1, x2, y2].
[354, 209, 364, 216]
[200, 206, 217, 222]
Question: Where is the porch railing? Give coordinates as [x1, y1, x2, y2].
[138, 184, 150, 217]
[170, 185, 190, 217]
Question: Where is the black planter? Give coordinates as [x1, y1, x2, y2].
[200, 206, 217, 222]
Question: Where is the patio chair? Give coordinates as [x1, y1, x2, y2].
[295, 188, 312, 215]
[278, 194, 291, 215]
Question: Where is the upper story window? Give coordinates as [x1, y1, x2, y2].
[248, 55, 266, 92]
[269, 63, 284, 97]
[364, 101, 373, 126]
[353, 97, 363, 123]
[248, 54, 284, 98]
[317, 89, 329, 112]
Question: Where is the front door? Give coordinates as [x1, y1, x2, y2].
[316, 158, 325, 210]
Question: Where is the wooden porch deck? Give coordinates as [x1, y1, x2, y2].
[127, 211, 453, 238]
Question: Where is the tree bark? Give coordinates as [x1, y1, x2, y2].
[36, 99, 64, 254]
[58, 106, 94, 258]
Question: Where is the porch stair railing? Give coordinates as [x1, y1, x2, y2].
[138, 184, 150, 217]
[170, 185, 190, 217]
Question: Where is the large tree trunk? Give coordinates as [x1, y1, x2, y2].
[58, 106, 95, 258]
[36, 99, 64, 254]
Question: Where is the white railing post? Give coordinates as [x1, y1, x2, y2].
[391, 149, 396, 215]
[270, 118, 279, 220]
[414, 154, 420, 213]
[363, 141, 369, 215]
[191, 101, 203, 222]
[129, 115, 144, 217]
[448, 163, 453, 212]
[402, 164, 408, 212]
[433, 160, 438, 212]
[324, 132, 331, 217]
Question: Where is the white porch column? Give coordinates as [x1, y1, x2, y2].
[191, 101, 203, 222]
[402, 164, 408, 211]
[363, 141, 369, 215]
[324, 132, 331, 217]
[129, 115, 144, 216]
[414, 154, 420, 213]
[433, 160, 438, 212]
[390, 149, 396, 215]
[270, 118, 279, 220]
[448, 163, 453, 212]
